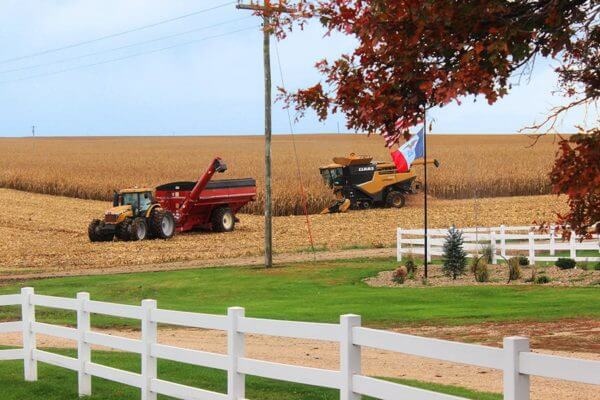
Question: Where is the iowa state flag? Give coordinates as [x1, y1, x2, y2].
[390, 126, 425, 172]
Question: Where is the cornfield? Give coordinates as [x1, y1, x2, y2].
[0, 134, 558, 216]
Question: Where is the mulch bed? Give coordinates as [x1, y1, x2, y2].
[365, 264, 600, 288]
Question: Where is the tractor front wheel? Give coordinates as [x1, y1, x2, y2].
[211, 207, 235, 232]
[386, 191, 406, 209]
[129, 218, 148, 241]
[150, 209, 175, 239]
[88, 219, 114, 242]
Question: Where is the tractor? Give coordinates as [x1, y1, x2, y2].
[88, 188, 175, 242]
[319, 153, 439, 213]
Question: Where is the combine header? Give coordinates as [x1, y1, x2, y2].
[88, 157, 256, 242]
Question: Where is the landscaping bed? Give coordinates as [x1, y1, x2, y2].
[365, 264, 600, 288]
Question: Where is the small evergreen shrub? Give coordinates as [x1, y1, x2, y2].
[392, 266, 408, 284]
[535, 275, 551, 284]
[556, 258, 576, 270]
[474, 262, 490, 283]
[518, 256, 529, 266]
[595, 262, 600, 271]
[442, 226, 468, 280]
[508, 257, 522, 281]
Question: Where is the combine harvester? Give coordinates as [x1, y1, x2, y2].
[319, 153, 439, 213]
[88, 158, 256, 242]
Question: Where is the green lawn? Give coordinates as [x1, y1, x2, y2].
[0, 257, 598, 329]
[0, 348, 501, 400]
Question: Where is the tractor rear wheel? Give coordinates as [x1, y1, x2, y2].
[211, 207, 235, 232]
[129, 217, 148, 241]
[116, 220, 132, 241]
[150, 209, 175, 239]
[386, 191, 406, 209]
[88, 219, 113, 242]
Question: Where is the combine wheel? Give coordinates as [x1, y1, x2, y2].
[211, 207, 235, 232]
[411, 180, 423, 194]
[150, 209, 176, 239]
[129, 217, 148, 241]
[386, 191, 406, 209]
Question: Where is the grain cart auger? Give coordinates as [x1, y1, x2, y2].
[319, 153, 439, 213]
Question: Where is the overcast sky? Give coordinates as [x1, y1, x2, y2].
[0, 0, 596, 137]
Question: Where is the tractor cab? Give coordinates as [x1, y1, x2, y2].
[113, 188, 154, 217]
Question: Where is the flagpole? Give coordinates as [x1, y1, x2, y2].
[423, 110, 428, 278]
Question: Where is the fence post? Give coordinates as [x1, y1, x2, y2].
[21, 287, 37, 382]
[500, 225, 506, 258]
[528, 232, 535, 265]
[228, 307, 245, 400]
[77, 292, 91, 396]
[340, 314, 361, 400]
[570, 230, 576, 259]
[491, 231, 498, 264]
[397, 228, 402, 262]
[141, 299, 157, 400]
[549, 225, 556, 256]
[426, 231, 432, 263]
[503, 336, 530, 400]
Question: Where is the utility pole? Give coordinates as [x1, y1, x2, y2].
[237, 1, 294, 268]
[32, 125, 36, 153]
[423, 111, 428, 278]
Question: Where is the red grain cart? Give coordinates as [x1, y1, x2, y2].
[155, 158, 256, 233]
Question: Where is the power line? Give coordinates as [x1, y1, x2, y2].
[0, 1, 236, 65]
[0, 25, 258, 85]
[0, 16, 252, 75]
[274, 39, 316, 259]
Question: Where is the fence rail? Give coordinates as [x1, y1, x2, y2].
[1, 288, 599, 400]
[397, 225, 600, 263]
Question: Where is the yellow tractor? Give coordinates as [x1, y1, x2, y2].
[88, 188, 175, 242]
[319, 153, 439, 213]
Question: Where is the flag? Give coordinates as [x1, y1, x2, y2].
[413, 125, 425, 160]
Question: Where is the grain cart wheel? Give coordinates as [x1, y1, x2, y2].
[116, 220, 131, 241]
[150, 209, 175, 239]
[128, 217, 148, 241]
[211, 207, 235, 232]
[386, 191, 406, 209]
[88, 219, 103, 242]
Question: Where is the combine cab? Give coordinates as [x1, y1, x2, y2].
[319, 153, 438, 213]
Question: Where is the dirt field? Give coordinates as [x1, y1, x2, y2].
[0, 188, 567, 277]
[1, 320, 598, 399]
[0, 134, 559, 215]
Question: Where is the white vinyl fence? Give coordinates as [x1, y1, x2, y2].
[0, 289, 599, 399]
[397, 225, 600, 264]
